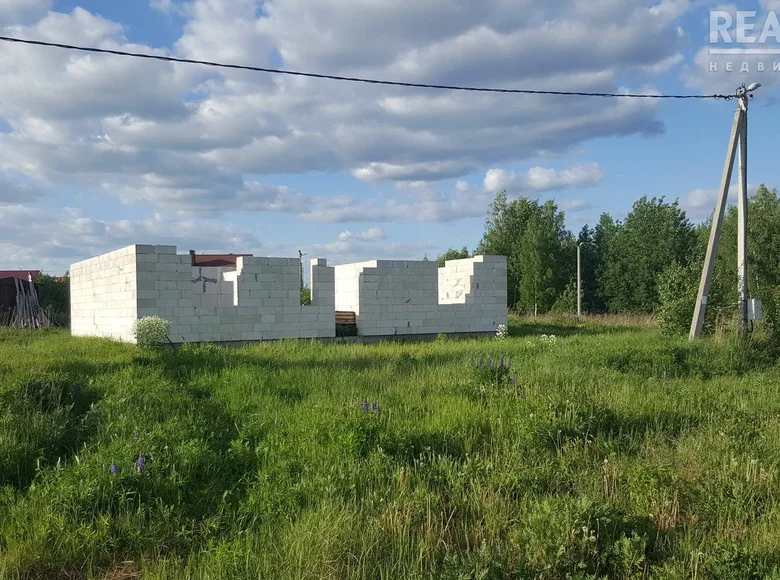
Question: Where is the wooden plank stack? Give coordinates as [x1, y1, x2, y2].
[10, 276, 51, 329]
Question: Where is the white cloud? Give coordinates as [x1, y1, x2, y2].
[0, 0, 683, 209]
[0, 0, 51, 25]
[0, 205, 422, 274]
[0, 204, 285, 274]
[0, 174, 45, 204]
[483, 162, 605, 193]
[681, 182, 760, 220]
[175, 0, 274, 71]
[298, 186, 499, 224]
[0, 0, 701, 269]
[559, 199, 593, 212]
[352, 160, 479, 183]
[0, 10, 194, 124]
[304, 232, 436, 266]
[337, 228, 387, 242]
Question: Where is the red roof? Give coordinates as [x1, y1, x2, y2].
[0, 270, 41, 281]
[190, 252, 252, 268]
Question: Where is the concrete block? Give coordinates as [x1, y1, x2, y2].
[155, 263, 180, 273]
[158, 253, 180, 263]
[157, 298, 187, 308]
[160, 290, 184, 300]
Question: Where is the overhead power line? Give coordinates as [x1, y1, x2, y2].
[0, 35, 737, 100]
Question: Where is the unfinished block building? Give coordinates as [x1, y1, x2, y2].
[70, 245, 507, 344]
[333, 256, 507, 337]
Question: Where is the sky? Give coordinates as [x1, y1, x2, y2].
[0, 0, 779, 276]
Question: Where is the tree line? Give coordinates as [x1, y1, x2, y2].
[437, 185, 780, 335]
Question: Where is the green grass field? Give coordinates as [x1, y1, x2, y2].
[1, 318, 780, 579]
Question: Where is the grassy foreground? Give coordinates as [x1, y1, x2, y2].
[1, 319, 780, 579]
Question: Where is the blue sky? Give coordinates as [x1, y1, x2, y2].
[0, 0, 778, 275]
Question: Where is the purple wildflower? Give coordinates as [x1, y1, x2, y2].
[372, 402, 381, 416]
[520, 391, 526, 400]
[363, 400, 370, 413]
[478, 358, 483, 369]
[487, 356, 491, 368]
[507, 358, 512, 370]
[510, 376, 516, 385]
[109, 461, 118, 474]
[136, 455, 145, 473]
[499, 356, 504, 368]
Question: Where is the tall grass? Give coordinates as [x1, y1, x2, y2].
[0, 322, 779, 579]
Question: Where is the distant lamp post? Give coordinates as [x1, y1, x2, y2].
[298, 249, 307, 292]
[577, 242, 582, 318]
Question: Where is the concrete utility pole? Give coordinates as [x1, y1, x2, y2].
[737, 89, 750, 341]
[689, 82, 761, 341]
[577, 242, 582, 318]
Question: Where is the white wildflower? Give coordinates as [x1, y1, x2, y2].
[132, 316, 171, 350]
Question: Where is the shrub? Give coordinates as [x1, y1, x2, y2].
[657, 261, 725, 336]
[550, 281, 578, 315]
[132, 316, 171, 349]
[761, 285, 780, 342]
[300, 286, 311, 306]
[35, 274, 70, 327]
[495, 324, 509, 340]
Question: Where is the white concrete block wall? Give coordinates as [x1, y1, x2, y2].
[72, 244, 507, 344]
[139, 253, 336, 343]
[439, 257, 477, 304]
[70, 245, 140, 342]
[72, 245, 339, 344]
[334, 255, 508, 337]
[334, 261, 376, 314]
[191, 266, 236, 308]
[310, 259, 336, 333]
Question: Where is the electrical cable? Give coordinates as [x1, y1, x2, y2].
[0, 35, 738, 100]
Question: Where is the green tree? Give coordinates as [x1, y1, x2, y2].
[576, 225, 599, 313]
[34, 273, 70, 327]
[708, 184, 780, 336]
[550, 281, 578, 315]
[477, 192, 571, 313]
[35, 274, 69, 309]
[600, 197, 697, 314]
[517, 203, 566, 315]
[476, 191, 539, 309]
[436, 246, 470, 267]
[593, 213, 620, 313]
